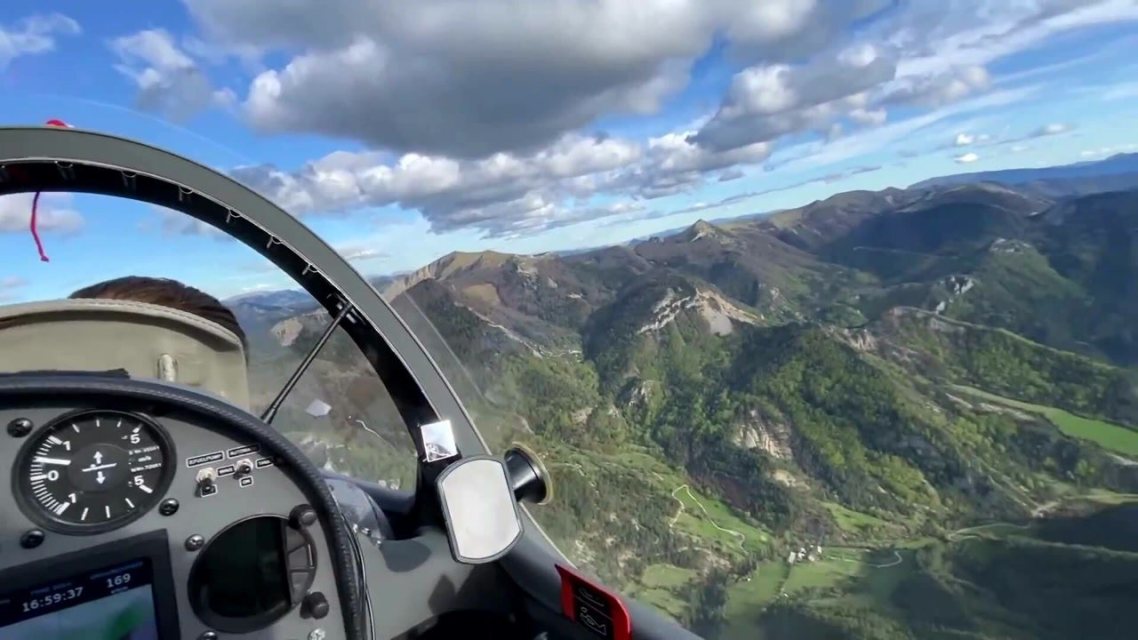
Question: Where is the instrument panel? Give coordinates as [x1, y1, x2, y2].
[0, 404, 346, 640]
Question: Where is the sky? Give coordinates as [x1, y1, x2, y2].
[0, 0, 1137, 301]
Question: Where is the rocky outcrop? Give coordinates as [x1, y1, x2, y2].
[637, 288, 760, 336]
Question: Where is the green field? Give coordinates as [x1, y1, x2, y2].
[720, 562, 786, 640]
[954, 385, 1138, 457]
[628, 564, 698, 619]
[783, 557, 863, 593]
[822, 501, 907, 538]
[718, 547, 917, 640]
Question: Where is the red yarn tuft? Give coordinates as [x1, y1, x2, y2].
[29, 118, 74, 262]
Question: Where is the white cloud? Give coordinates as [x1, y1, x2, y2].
[0, 275, 27, 301]
[129, 0, 1138, 238]
[335, 243, 387, 263]
[111, 29, 233, 121]
[890, 0, 1138, 79]
[778, 84, 1039, 171]
[692, 1, 1128, 156]
[0, 193, 84, 234]
[1033, 122, 1073, 136]
[174, 0, 900, 158]
[147, 204, 228, 239]
[694, 43, 897, 151]
[1080, 146, 1118, 158]
[884, 65, 992, 107]
[850, 108, 888, 127]
[955, 152, 980, 164]
[0, 13, 80, 69]
[220, 129, 770, 237]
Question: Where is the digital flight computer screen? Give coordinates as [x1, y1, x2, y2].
[0, 557, 160, 640]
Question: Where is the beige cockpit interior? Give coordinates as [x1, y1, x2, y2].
[0, 298, 250, 409]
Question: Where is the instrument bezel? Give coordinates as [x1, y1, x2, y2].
[11, 408, 177, 535]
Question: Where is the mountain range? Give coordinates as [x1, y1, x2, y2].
[228, 173, 1138, 639]
[912, 152, 1138, 198]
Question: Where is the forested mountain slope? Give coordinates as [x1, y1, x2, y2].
[232, 181, 1138, 639]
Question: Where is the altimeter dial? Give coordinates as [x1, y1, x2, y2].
[14, 410, 174, 534]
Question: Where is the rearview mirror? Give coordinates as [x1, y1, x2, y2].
[436, 455, 523, 564]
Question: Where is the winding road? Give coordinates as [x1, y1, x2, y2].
[662, 481, 748, 550]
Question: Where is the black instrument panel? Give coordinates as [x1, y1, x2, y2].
[0, 404, 345, 640]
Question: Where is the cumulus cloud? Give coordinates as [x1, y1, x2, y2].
[0, 13, 80, 69]
[693, 43, 897, 151]
[883, 65, 992, 107]
[0, 193, 84, 234]
[111, 29, 234, 121]
[169, 0, 902, 158]
[955, 133, 976, 146]
[692, 0, 1136, 155]
[127, 0, 1136, 163]
[226, 130, 770, 236]
[955, 152, 980, 164]
[127, 0, 1138, 237]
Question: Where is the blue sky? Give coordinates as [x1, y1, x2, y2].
[1, 0, 1137, 301]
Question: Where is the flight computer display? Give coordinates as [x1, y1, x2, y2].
[0, 557, 159, 640]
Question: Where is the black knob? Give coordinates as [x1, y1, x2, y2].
[504, 445, 551, 504]
[158, 498, 180, 516]
[302, 591, 330, 619]
[290, 504, 318, 529]
[7, 418, 33, 438]
[19, 529, 45, 549]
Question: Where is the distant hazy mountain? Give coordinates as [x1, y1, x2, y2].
[913, 152, 1138, 197]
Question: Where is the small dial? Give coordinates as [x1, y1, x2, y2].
[14, 410, 174, 534]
